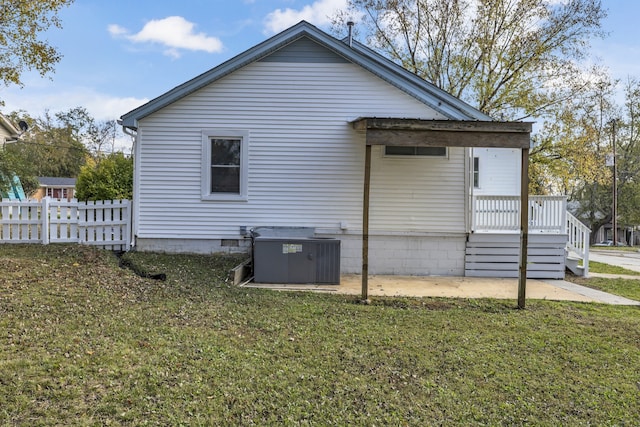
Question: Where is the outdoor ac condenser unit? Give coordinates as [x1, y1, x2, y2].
[253, 237, 340, 284]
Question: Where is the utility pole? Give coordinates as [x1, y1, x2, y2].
[612, 119, 617, 246]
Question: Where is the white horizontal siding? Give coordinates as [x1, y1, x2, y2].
[136, 61, 465, 239]
[370, 146, 465, 232]
[472, 148, 521, 196]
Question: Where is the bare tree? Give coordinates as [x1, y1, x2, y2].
[333, 0, 606, 119]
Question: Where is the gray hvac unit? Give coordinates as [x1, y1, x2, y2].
[253, 237, 340, 284]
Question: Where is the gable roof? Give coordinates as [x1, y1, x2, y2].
[38, 177, 77, 187]
[120, 21, 492, 129]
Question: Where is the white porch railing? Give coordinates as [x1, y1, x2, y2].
[566, 211, 591, 276]
[472, 195, 591, 276]
[472, 195, 567, 233]
[1, 198, 131, 251]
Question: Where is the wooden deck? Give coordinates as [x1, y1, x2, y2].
[465, 233, 567, 279]
[470, 195, 590, 278]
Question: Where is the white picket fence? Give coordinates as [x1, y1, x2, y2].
[0, 198, 131, 251]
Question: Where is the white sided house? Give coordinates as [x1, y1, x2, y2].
[121, 21, 590, 280]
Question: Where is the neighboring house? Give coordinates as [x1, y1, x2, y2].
[0, 113, 21, 146]
[121, 21, 589, 279]
[593, 223, 638, 246]
[33, 177, 77, 201]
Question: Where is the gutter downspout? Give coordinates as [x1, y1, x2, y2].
[121, 123, 138, 250]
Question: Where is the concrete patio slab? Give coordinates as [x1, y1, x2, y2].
[242, 275, 640, 305]
[335, 275, 596, 303]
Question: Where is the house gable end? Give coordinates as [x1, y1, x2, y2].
[259, 37, 349, 64]
[120, 21, 491, 129]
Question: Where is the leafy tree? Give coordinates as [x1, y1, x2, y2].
[2, 106, 121, 196]
[0, 147, 39, 196]
[530, 74, 616, 193]
[0, 0, 75, 90]
[333, 0, 605, 119]
[530, 74, 616, 236]
[0, 0, 74, 193]
[611, 78, 640, 233]
[534, 75, 640, 243]
[75, 152, 133, 201]
[5, 110, 89, 179]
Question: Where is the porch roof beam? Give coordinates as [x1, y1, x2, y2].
[351, 118, 532, 149]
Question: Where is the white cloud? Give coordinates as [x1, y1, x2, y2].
[107, 24, 128, 37]
[263, 0, 348, 34]
[109, 16, 224, 58]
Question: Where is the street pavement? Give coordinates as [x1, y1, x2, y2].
[590, 248, 640, 273]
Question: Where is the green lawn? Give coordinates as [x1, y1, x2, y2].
[1, 244, 639, 425]
[591, 245, 639, 253]
[588, 260, 640, 276]
[569, 260, 640, 301]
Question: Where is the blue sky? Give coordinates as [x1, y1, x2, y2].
[1, 0, 639, 127]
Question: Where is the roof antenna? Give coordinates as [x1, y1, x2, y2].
[347, 21, 354, 47]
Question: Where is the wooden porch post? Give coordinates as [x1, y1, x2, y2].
[361, 144, 372, 301]
[518, 147, 530, 309]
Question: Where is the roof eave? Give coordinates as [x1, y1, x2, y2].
[121, 21, 325, 128]
[345, 40, 491, 121]
[0, 114, 21, 139]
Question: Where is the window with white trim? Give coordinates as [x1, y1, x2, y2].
[384, 146, 447, 156]
[46, 187, 68, 199]
[201, 130, 248, 201]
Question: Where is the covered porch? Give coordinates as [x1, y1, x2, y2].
[352, 117, 533, 307]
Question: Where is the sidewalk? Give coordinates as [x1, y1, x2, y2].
[547, 279, 640, 306]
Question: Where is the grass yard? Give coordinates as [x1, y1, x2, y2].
[1, 244, 639, 425]
[590, 245, 639, 253]
[588, 260, 640, 277]
[569, 261, 640, 302]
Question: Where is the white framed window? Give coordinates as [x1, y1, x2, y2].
[384, 146, 447, 157]
[201, 129, 249, 201]
[46, 187, 67, 199]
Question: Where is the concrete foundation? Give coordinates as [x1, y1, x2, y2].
[136, 233, 466, 276]
[135, 237, 252, 254]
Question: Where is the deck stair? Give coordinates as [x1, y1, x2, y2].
[565, 255, 585, 276]
[565, 212, 590, 277]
